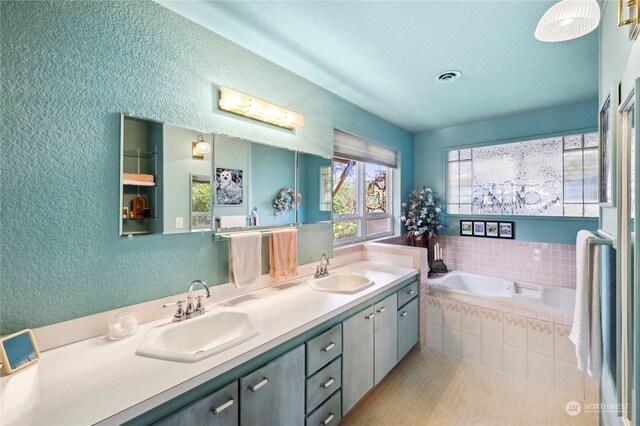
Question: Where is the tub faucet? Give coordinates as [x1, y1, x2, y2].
[315, 253, 330, 278]
[163, 279, 212, 322]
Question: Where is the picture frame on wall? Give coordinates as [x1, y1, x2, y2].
[499, 222, 514, 239]
[460, 220, 473, 236]
[599, 84, 619, 207]
[215, 167, 243, 206]
[473, 221, 485, 236]
[485, 221, 499, 237]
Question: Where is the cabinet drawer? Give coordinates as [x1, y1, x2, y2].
[398, 298, 419, 360]
[306, 324, 342, 376]
[155, 381, 238, 426]
[397, 281, 418, 308]
[306, 357, 342, 414]
[306, 390, 342, 426]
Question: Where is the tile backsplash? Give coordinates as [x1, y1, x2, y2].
[435, 235, 577, 288]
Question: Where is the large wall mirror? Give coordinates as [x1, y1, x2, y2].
[212, 134, 297, 229]
[119, 114, 332, 237]
[298, 152, 332, 225]
[119, 114, 213, 236]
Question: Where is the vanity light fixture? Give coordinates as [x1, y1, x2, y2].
[219, 86, 304, 130]
[535, 0, 600, 42]
[194, 134, 211, 155]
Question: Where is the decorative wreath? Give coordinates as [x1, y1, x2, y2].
[273, 187, 302, 215]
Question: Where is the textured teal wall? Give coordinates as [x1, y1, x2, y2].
[0, 1, 413, 334]
[414, 101, 599, 244]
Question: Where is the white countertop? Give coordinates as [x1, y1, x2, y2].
[0, 261, 417, 426]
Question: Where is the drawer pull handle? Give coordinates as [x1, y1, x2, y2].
[321, 377, 335, 389]
[249, 378, 269, 392]
[321, 413, 335, 425]
[377, 306, 386, 313]
[400, 311, 408, 317]
[407, 289, 416, 295]
[322, 342, 336, 352]
[210, 398, 235, 415]
[365, 313, 375, 320]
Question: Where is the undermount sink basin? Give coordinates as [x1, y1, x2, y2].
[136, 309, 259, 363]
[307, 272, 374, 294]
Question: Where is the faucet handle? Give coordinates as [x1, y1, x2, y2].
[195, 295, 206, 313]
[163, 300, 186, 322]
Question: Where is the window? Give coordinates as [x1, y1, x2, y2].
[333, 158, 392, 242]
[447, 132, 599, 217]
[191, 174, 211, 230]
[332, 131, 396, 244]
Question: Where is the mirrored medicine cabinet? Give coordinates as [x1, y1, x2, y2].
[119, 114, 332, 237]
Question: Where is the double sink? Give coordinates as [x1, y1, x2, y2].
[136, 273, 374, 363]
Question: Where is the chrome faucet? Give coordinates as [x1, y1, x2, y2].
[163, 279, 212, 322]
[315, 253, 330, 278]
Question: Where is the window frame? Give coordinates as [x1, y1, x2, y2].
[333, 156, 393, 245]
[445, 130, 600, 219]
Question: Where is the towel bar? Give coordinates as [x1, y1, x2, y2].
[214, 227, 298, 241]
[588, 237, 614, 246]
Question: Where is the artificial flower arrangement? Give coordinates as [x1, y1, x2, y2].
[400, 185, 444, 240]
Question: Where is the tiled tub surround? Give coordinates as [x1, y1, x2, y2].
[434, 235, 577, 288]
[424, 289, 599, 402]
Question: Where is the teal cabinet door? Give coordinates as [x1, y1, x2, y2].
[341, 306, 375, 415]
[398, 297, 419, 360]
[374, 293, 398, 384]
[239, 345, 305, 426]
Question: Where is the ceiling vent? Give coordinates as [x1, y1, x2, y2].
[434, 70, 462, 84]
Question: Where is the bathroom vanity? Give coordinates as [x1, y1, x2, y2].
[0, 261, 419, 426]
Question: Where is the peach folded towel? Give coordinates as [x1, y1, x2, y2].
[123, 173, 154, 183]
[269, 229, 298, 279]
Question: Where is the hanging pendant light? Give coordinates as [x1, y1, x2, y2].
[535, 0, 600, 42]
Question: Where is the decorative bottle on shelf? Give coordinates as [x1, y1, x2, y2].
[250, 207, 259, 226]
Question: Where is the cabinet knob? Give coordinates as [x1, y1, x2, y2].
[210, 398, 235, 415]
[377, 306, 386, 313]
[400, 311, 408, 317]
[249, 378, 269, 392]
[365, 313, 375, 320]
[321, 413, 335, 425]
[322, 342, 336, 352]
[407, 289, 416, 295]
[321, 377, 335, 389]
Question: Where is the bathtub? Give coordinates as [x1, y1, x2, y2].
[427, 270, 575, 315]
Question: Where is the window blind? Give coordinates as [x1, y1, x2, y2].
[333, 130, 398, 168]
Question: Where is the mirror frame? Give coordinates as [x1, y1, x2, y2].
[0, 329, 40, 375]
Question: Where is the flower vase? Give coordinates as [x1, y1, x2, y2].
[414, 235, 428, 248]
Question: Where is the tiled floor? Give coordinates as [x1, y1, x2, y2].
[342, 349, 598, 426]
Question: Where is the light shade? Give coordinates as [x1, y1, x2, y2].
[535, 0, 600, 42]
[219, 86, 304, 130]
[194, 135, 211, 154]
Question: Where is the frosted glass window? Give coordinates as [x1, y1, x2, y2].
[446, 132, 599, 217]
[584, 133, 599, 148]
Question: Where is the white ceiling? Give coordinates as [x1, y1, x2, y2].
[158, 1, 599, 133]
